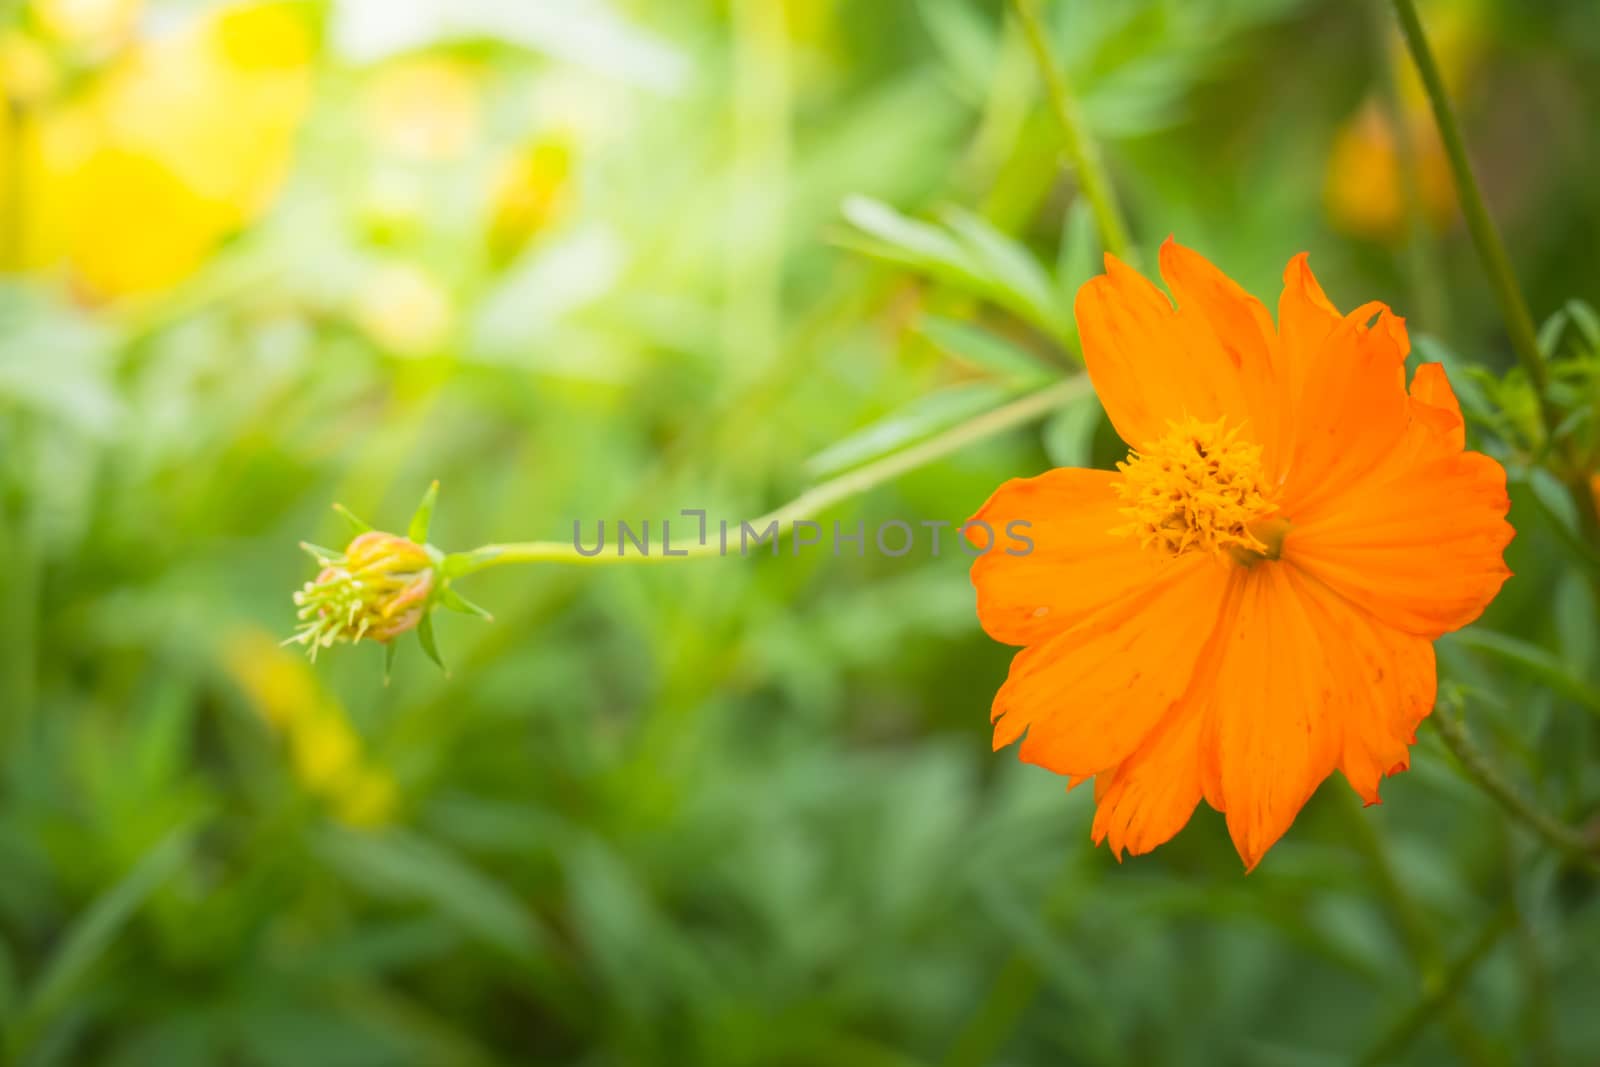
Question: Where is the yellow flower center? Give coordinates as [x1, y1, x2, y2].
[1113, 416, 1280, 562]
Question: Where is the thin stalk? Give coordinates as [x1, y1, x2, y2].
[1010, 0, 1132, 262]
[452, 377, 1090, 576]
[1337, 790, 1499, 1067]
[1431, 704, 1600, 872]
[1369, 3, 1446, 330]
[1388, 0, 1553, 438]
[1391, 0, 1600, 566]
[1359, 903, 1515, 1067]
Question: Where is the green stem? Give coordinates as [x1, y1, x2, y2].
[1370, 3, 1446, 331]
[1391, 0, 1600, 564]
[451, 377, 1090, 576]
[1388, 0, 1554, 438]
[1359, 902, 1515, 1067]
[1337, 790, 1499, 1067]
[1010, 0, 1132, 262]
[1431, 702, 1600, 871]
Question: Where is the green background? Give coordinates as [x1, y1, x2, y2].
[2, 0, 1599, 1064]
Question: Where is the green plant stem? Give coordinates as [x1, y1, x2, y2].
[1388, 0, 1553, 438]
[1369, 3, 1446, 331]
[1337, 790, 1499, 1067]
[1010, 0, 1132, 262]
[1431, 704, 1600, 871]
[1391, 0, 1600, 567]
[1359, 902, 1515, 1067]
[451, 377, 1090, 576]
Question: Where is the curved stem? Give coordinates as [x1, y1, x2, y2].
[452, 377, 1090, 576]
[1431, 701, 1599, 871]
[1010, 0, 1132, 262]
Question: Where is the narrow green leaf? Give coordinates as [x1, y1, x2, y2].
[1056, 199, 1098, 301]
[1040, 390, 1104, 469]
[438, 586, 494, 621]
[331, 503, 373, 534]
[840, 195, 974, 275]
[299, 541, 342, 564]
[1536, 308, 1569, 359]
[10, 824, 196, 1054]
[315, 829, 548, 961]
[805, 382, 1019, 479]
[917, 316, 1054, 382]
[408, 481, 439, 545]
[939, 206, 1067, 338]
[417, 613, 445, 673]
[1445, 629, 1600, 718]
[1565, 299, 1600, 350]
[384, 642, 399, 686]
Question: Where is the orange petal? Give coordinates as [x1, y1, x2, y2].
[1283, 569, 1437, 805]
[1406, 361, 1465, 452]
[1074, 241, 1274, 452]
[1285, 436, 1513, 638]
[1090, 710, 1205, 860]
[967, 468, 1165, 646]
[1277, 255, 1342, 377]
[1158, 239, 1287, 477]
[1278, 304, 1412, 517]
[1198, 564, 1345, 871]
[992, 555, 1232, 776]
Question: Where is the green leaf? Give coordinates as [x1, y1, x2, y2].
[331, 503, 373, 534]
[438, 585, 494, 621]
[1040, 389, 1104, 469]
[840, 195, 975, 276]
[299, 541, 342, 564]
[384, 642, 399, 686]
[938, 206, 1068, 339]
[1537, 307, 1569, 359]
[1566, 299, 1600, 351]
[10, 824, 197, 1055]
[917, 316, 1054, 382]
[805, 382, 1020, 479]
[1056, 199, 1099, 307]
[314, 829, 548, 961]
[1444, 628, 1600, 719]
[408, 481, 439, 545]
[417, 613, 445, 673]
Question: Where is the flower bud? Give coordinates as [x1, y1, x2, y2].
[290, 531, 437, 657]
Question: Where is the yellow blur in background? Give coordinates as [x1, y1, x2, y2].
[225, 630, 398, 828]
[2, 0, 313, 299]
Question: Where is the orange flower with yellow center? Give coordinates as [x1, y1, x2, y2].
[968, 239, 1514, 870]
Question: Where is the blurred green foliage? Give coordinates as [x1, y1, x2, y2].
[2, 0, 1599, 1064]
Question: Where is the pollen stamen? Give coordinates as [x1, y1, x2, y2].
[1113, 416, 1277, 561]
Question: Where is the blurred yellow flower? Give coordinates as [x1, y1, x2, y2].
[352, 261, 454, 356]
[487, 137, 576, 263]
[5, 1, 314, 299]
[362, 56, 481, 161]
[225, 629, 400, 828]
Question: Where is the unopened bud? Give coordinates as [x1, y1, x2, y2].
[289, 531, 437, 658]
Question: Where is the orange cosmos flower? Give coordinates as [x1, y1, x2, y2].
[968, 239, 1513, 870]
